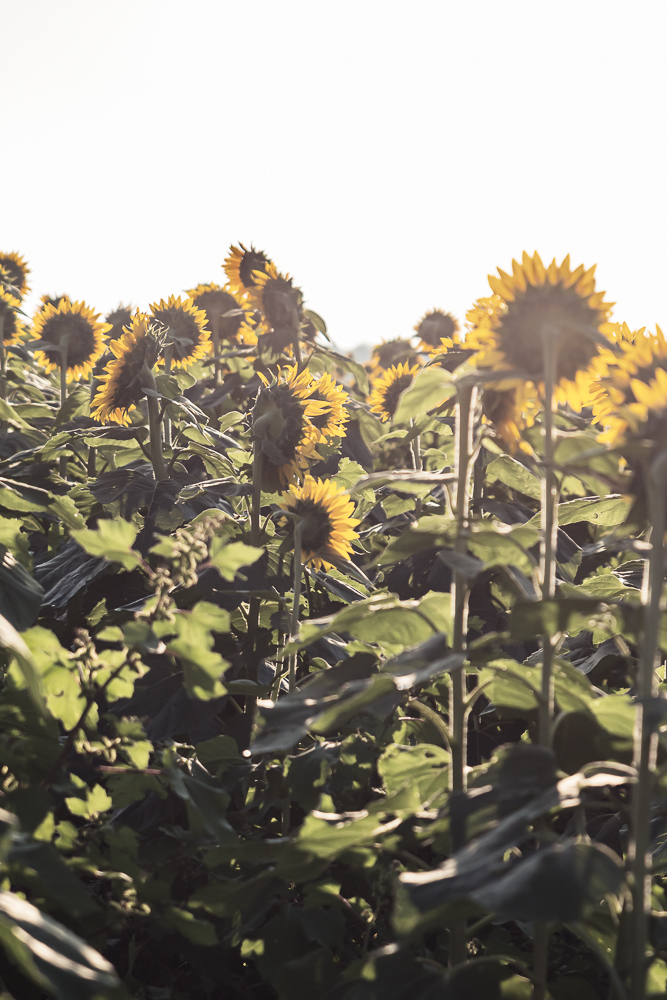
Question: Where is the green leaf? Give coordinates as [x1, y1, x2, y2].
[65, 782, 112, 819]
[0, 544, 44, 631]
[393, 366, 456, 423]
[0, 890, 122, 1000]
[308, 348, 369, 395]
[468, 525, 539, 576]
[486, 454, 541, 500]
[524, 495, 632, 529]
[161, 906, 218, 945]
[71, 519, 142, 571]
[0, 478, 52, 514]
[0, 613, 44, 710]
[208, 538, 263, 581]
[509, 598, 603, 641]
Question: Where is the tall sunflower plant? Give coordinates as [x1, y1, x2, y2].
[0, 245, 665, 1000]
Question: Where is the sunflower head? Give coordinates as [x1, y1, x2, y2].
[250, 264, 304, 356]
[466, 252, 614, 403]
[30, 299, 110, 380]
[306, 372, 349, 442]
[150, 295, 210, 369]
[280, 476, 360, 571]
[105, 304, 134, 341]
[368, 361, 420, 422]
[370, 338, 420, 376]
[0, 252, 30, 298]
[223, 244, 272, 296]
[91, 315, 166, 426]
[0, 289, 25, 346]
[591, 326, 667, 446]
[39, 293, 70, 314]
[186, 283, 256, 346]
[415, 309, 460, 354]
[251, 365, 327, 490]
[481, 379, 540, 454]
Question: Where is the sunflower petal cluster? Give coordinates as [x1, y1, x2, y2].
[280, 476, 360, 571]
[252, 365, 333, 489]
[414, 309, 460, 355]
[369, 338, 420, 379]
[0, 252, 30, 297]
[249, 263, 305, 357]
[0, 288, 25, 346]
[91, 315, 165, 426]
[31, 299, 110, 380]
[466, 251, 614, 411]
[150, 295, 210, 369]
[223, 244, 272, 297]
[368, 361, 420, 422]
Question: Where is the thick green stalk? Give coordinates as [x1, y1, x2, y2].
[629, 451, 667, 1000]
[448, 380, 476, 968]
[59, 342, 69, 479]
[532, 328, 560, 1000]
[143, 364, 167, 482]
[538, 329, 559, 747]
[163, 347, 173, 447]
[0, 315, 5, 401]
[245, 442, 264, 728]
[211, 312, 221, 384]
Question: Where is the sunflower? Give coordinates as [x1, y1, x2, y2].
[368, 361, 420, 422]
[252, 365, 329, 489]
[150, 295, 210, 369]
[369, 338, 420, 378]
[306, 372, 349, 442]
[250, 263, 303, 355]
[223, 244, 271, 297]
[0, 252, 30, 297]
[590, 326, 667, 445]
[481, 379, 540, 454]
[466, 252, 614, 408]
[30, 299, 110, 381]
[0, 289, 25, 346]
[105, 304, 134, 341]
[186, 283, 256, 346]
[280, 476, 360, 571]
[38, 293, 70, 314]
[91, 315, 165, 426]
[415, 309, 460, 354]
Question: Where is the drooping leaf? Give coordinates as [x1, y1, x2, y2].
[71, 519, 143, 571]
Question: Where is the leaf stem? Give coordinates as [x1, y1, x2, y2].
[212, 312, 221, 384]
[629, 450, 667, 1000]
[143, 364, 167, 482]
[538, 329, 559, 747]
[59, 340, 69, 480]
[288, 520, 305, 692]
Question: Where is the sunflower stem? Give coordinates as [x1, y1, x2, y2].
[447, 380, 476, 969]
[538, 328, 559, 747]
[532, 326, 561, 1000]
[0, 315, 6, 401]
[288, 520, 305, 692]
[628, 451, 667, 1000]
[212, 313, 221, 385]
[163, 347, 172, 447]
[143, 364, 167, 482]
[244, 442, 264, 732]
[59, 341, 69, 479]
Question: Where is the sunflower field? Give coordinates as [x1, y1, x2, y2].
[0, 246, 667, 1000]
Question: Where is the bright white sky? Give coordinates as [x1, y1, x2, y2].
[2, 1, 666, 351]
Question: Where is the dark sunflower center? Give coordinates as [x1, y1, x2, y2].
[152, 308, 202, 361]
[106, 307, 132, 340]
[40, 312, 98, 369]
[0, 301, 18, 342]
[382, 373, 413, 418]
[195, 291, 244, 341]
[374, 340, 418, 370]
[107, 337, 161, 410]
[261, 278, 302, 333]
[498, 284, 603, 382]
[418, 312, 457, 347]
[291, 498, 334, 553]
[0, 257, 26, 291]
[308, 390, 332, 430]
[239, 250, 269, 289]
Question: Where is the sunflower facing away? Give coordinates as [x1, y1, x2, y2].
[250, 263, 304, 355]
[38, 293, 70, 315]
[369, 338, 420, 378]
[150, 296, 210, 369]
[0, 289, 25, 346]
[280, 476, 360, 571]
[31, 299, 110, 380]
[223, 244, 272, 297]
[414, 309, 460, 354]
[368, 361, 420, 422]
[0, 252, 30, 297]
[91, 315, 165, 426]
[252, 365, 329, 489]
[590, 325, 667, 445]
[466, 252, 614, 408]
[186, 284, 256, 346]
[105, 305, 134, 341]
